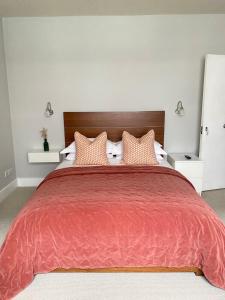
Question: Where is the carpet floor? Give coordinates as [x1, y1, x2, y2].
[0, 187, 224, 300]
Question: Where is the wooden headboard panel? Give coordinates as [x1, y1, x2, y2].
[64, 111, 165, 147]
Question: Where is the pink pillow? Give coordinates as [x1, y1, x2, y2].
[122, 130, 159, 165]
[74, 131, 109, 165]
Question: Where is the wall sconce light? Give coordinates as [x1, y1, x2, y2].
[45, 102, 54, 117]
[175, 101, 185, 116]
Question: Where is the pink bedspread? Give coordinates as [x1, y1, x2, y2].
[0, 166, 225, 299]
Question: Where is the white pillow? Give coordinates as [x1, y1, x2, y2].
[65, 152, 114, 161]
[65, 153, 76, 161]
[60, 142, 76, 154]
[61, 139, 167, 157]
[156, 154, 164, 161]
[61, 139, 114, 155]
[111, 140, 167, 156]
[155, 145, 167, 156]
[66, 153, 165, 162]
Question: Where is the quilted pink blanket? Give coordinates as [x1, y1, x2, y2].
[0, 166, 225, 299]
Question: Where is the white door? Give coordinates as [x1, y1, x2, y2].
[199, 54, 225, 191]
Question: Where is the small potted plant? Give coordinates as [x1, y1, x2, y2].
[40, 128, 49, 151]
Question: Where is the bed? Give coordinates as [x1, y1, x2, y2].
[0, 111, 225, 299]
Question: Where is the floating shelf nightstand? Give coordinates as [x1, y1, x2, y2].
[28, 149, 62, 163]
[167, 153, 204, 194]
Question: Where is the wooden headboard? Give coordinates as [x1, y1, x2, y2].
[64, 111, 165, 147]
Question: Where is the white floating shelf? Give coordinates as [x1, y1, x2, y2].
[28, 149, 62, 163]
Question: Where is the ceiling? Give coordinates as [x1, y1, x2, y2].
[1, 0, 225, 17]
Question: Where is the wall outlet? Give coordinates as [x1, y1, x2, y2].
[4, 168, 13, 178]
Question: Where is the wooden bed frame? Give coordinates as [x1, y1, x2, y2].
[52, 111, 203, 277]
[63, 111, 165, 147]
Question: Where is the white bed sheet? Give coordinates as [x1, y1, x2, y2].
[56, 157, 173, 170]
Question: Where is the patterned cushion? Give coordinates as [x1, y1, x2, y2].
[74, 131, 109, 165]
[122, 130, 159, 165]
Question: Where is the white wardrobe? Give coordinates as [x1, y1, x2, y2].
[199, 54, 225, 191]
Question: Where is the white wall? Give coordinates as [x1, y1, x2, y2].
[3, 15, 225, 178]
[0, 18, 16, 190]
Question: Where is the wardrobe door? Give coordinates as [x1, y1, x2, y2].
[199, 54, 225, 191]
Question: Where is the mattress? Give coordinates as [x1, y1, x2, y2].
[56, 157, 173, 170]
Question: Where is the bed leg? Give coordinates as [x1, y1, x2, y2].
[194, 269, 203, 276]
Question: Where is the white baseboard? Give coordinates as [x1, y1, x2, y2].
[17, 178, 43, 187]
[0, 179, 17, 203]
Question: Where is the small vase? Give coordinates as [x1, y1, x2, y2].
[43, 139, 49, 152]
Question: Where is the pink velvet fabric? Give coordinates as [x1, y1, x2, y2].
[0, 166, 225, 299]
